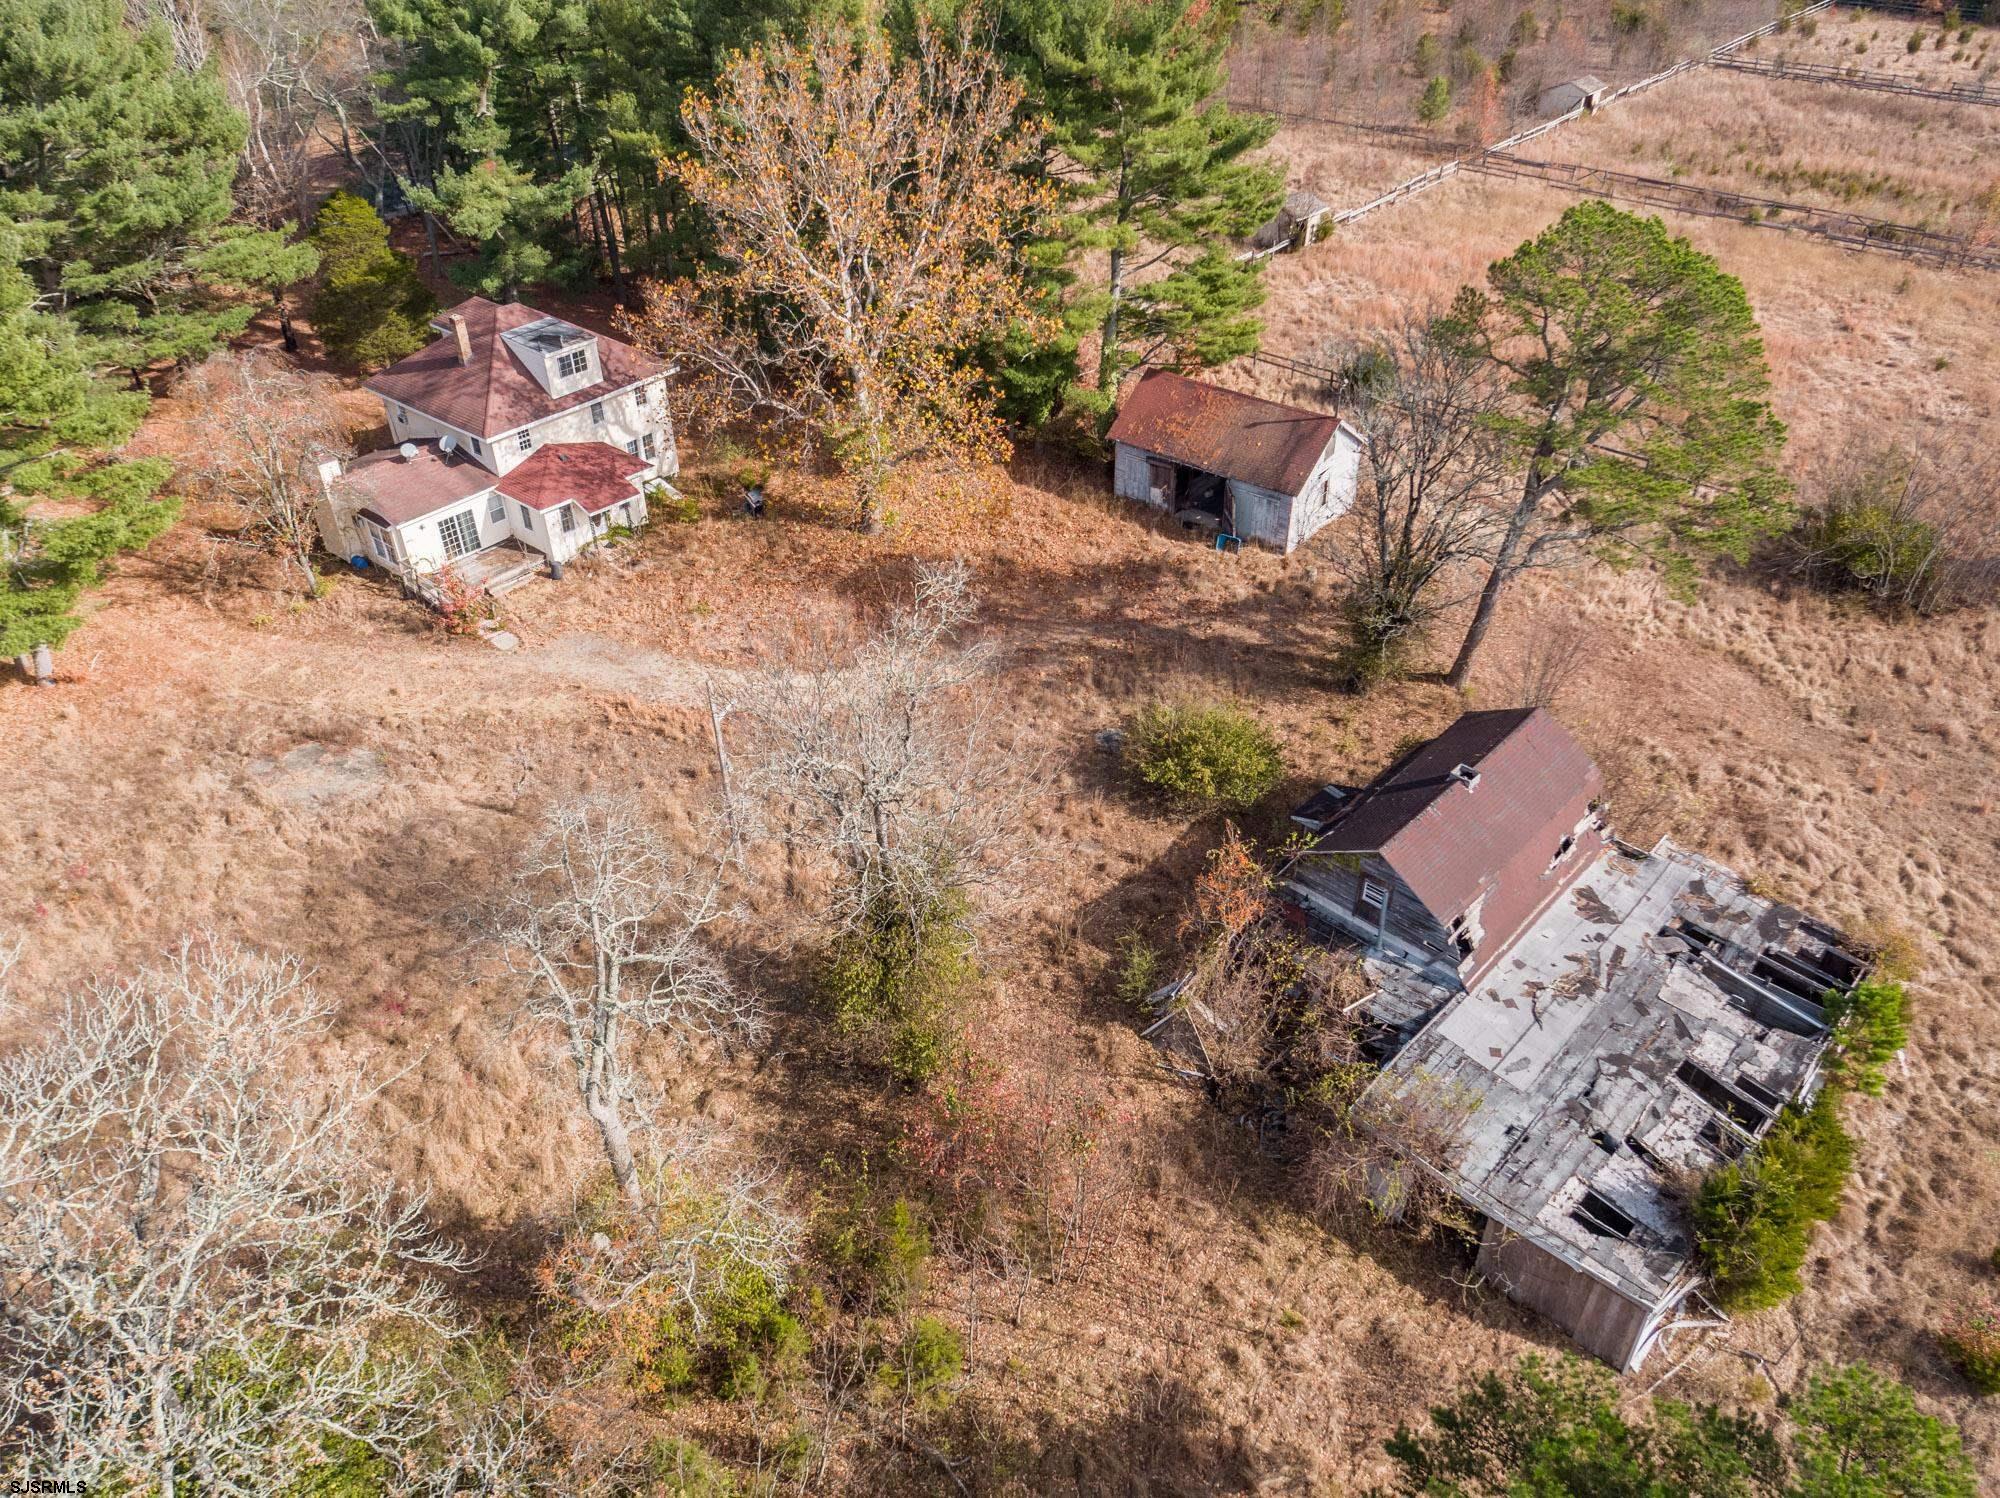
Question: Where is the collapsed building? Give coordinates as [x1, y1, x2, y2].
[1278, 709, 1872, 1371]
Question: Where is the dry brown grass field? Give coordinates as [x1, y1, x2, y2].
[6, 27, 2000, 1491]
[1763, 6, 2000, 83]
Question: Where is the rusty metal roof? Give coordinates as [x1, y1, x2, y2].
[1106, 370, 1340, 496]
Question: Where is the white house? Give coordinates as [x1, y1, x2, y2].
[315, 297, 678, 593]
[1105, 369, 1360, 554]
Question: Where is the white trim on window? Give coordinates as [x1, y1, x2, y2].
[559, 505, 577, 534]
[517, 429, 534, 455]
[517, 503, 534, 530]
[557, 348, 589, 379]
[590, 400, 605, 425]
[488, 492, 505, 522]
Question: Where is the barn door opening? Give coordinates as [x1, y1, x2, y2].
[1146, 459, 1175, 507]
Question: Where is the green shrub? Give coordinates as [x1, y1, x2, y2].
[1612, 0, 1652, 34]
[1123, 702, 1283, 812]
[1823, 978, 1909, 1096]
[1940, 1299, 2000, 1395]
[821, 886, 974, 1084]
[1692, 1090, 1852, 1313]
[876, 1316, 964, 1410]
[1414, 31, 1441, 71]
[1112, 930, 1163, 1007]
[308, 191, 437, 372]
[1908, 30, 1925, 52]
[1508, 8, 1539, 45]
[649, 482, 699, 525]
[644, 1436, 739, 1496]
[817, 1189, 931, 1314]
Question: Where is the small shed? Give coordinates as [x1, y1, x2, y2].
[1105, 370, 1361, 553]
[1252, 189, 1334, 252]
[1538, 74, 1610, 115]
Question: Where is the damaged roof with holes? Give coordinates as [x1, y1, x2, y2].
[364, 297, 663, 438]
[1364, 837, 1855, 1305]
[1106, 370, 1343, 496]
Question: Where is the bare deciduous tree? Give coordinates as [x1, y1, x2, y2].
[627, 20, 1048, 531]
[0, 938, 468, 1494]
[179, 351, 352, 596]
[736, 560, 1031, 936]
[494, 796, 762, 1209]
[1327, 313, 1510, 686]
[211, 0, 377, 225]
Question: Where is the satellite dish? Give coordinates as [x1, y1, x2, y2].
[398, 441, 418, 461]
[438, 434, 459, 455]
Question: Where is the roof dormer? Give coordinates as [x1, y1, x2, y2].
[500, 316, 600, 398]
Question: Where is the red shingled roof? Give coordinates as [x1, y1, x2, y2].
[337, 443, 495, 527]
[1106, 370, 1341, 496]
[495, 443, 650, 514]
[364, 297, 665, 439]
[1315, 709, 1605, 963]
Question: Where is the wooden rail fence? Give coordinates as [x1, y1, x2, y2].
[1711, 53, 2000, 105]
[1466, 152, 2000, 269]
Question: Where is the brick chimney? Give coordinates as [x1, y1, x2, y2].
[448, 312, 472, 365]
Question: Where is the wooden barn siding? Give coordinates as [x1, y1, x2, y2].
[1112, 442, 1160, 508]
[1477, 1221, 1659, 1372]
[1290, 853, 1459, 966]
[1224, 478, 1293, 549]
[1285, 430, 1361, 551]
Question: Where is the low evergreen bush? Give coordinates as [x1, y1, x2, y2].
[821, 885, 974, 1084]
[1692, 1089, 1853, 1313]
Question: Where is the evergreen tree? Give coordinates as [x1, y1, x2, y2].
[1788, 1364, 1978, 1498]
[308, 192, 437, 369]
[0, 0, 315, 380]
[998, 0, 1283, 421]
[1439, 201, 1790, 686]
[1419, 74, 1453, 124]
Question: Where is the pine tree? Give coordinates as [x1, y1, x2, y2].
[1439, 201, 1790, 687]
[1418, 74, 1452, 124]
[0, 0, 316, 380]
[999, 0, 1283, 420]
[309, 192, 437, 370]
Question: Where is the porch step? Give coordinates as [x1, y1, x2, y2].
[484, 559, 545, 597]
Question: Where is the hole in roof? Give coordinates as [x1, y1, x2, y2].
[1571, 1189, 1636, 1241]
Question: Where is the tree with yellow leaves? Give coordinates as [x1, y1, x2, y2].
[626, 19, 1050, 532]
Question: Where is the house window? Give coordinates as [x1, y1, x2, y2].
[471, 436, 483, 456]
[641, 432, 657, 460]
[556, 349, 589, 379]
[364, 520, 395, 563]
[438, 508, 480, 559]
[624, 437, 640, 457]
[488, 493, 505, 523]
[518, 503, 534, 530]
[590, 400, 605, 425]
[517, 429, 534, 455]
[559, 505, 577, 534]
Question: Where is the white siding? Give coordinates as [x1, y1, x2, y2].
[1284, 423, 1361, 552]
[379, 377, 675, 481]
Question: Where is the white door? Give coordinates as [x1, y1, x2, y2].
[438, 508, 480, 559]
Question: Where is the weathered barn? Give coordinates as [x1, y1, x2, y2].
[1279, 710, 1870, 1371]
[1105, 370, 1361, 553]
[1538, 74, 1610, 115]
